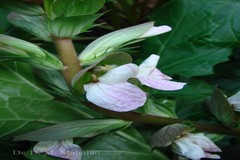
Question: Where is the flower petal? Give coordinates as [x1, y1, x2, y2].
[138, 54, 160, 76]
[204, 152, 221, 159]
[33, 139, 82, 160]
[227, 91, 240, 112]
[138, 72, 186, 91]
[172, 138, 205, 160]
[84, 82, 146, 112]
[185, 133, 222, 152]
[140, 26, 172, 38]
[98, 63, 139, 83]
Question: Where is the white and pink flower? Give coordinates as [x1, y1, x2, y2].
[33, 139, 82, 160]
[84, 54, 186, 112]
[172, 133, 222, 160]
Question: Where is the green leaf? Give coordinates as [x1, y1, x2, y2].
[202, 1, 240, 44]
[44, 0, 56, 20]
[0, 9, 12, 33]
[8, 12, 51, 41]
[141, 98, 177, 118]
[151, 123, 194, 148]
[14, 119, 130, 141]
[0, 34, 63, 69]
[0, 0, 44, 16]
[154, 79, 214, 99]
[53, 0, 105, 17]
[83, 129, 169, 160]
[46, 15, 100, 38]
[0, 63, 93, 139]
[143, 0, 240, 77]
[209, 88, 237, 127]
[159, 43, 231, 77]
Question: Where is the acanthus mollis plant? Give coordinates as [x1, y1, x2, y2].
[1, 0, 240, 160]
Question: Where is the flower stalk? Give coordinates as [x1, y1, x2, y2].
[52, 36, 81, 86]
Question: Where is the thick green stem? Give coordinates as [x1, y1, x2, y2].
[84, 102, 240, 136]
[52, 36, 81, 86]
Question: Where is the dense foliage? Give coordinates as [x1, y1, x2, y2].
[1, 0, 240, 160]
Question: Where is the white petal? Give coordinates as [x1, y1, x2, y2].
[99, 63, 139, 83]
[138, 54, 160, 76]
[172, 138, 205, 160]
[33, 139, 82, 160]
[185, 133, 222, 152]
[140, 25, 172, 38]
[227, 91, 240, 112]
[204, 152, 221, 159]
[138, 75, 186, 91]
[84, 82, 146, 112]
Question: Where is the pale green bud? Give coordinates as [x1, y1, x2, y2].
[78, 22, 171, 65]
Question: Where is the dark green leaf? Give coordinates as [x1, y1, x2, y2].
[143, 0, 240, 77]
[209, 88, 237, 127]
[0, 0, 44, 16]
[47, 15, 100, 38]
[0, 9, 11, 33]
[53, 0, 105, 17]
[0, 63, 93, 139]
[83, 130, 169, 160]
[154, 79, 214, 99]
[8, 12, 51, 41]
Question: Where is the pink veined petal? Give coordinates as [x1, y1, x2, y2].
[98, 63, 139, 83]
[84, 82, 147, 112]
[138, 76, 186, 91]
[137, 68, 172, 80]
[49, 141, 82, 160]
[138, 54, 160, 76]
[140, 26, 172, 38]
[34, 140, 82, 160]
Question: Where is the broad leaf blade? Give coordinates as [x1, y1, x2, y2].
[14, 119, 130, 141]
[0, 63, 94, 139]
[209, 88, 237, 127]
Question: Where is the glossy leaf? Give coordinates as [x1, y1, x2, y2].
[83, 128, 169, 160]
[143, 0, 240, 77]
[0, 63, 92, 139]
